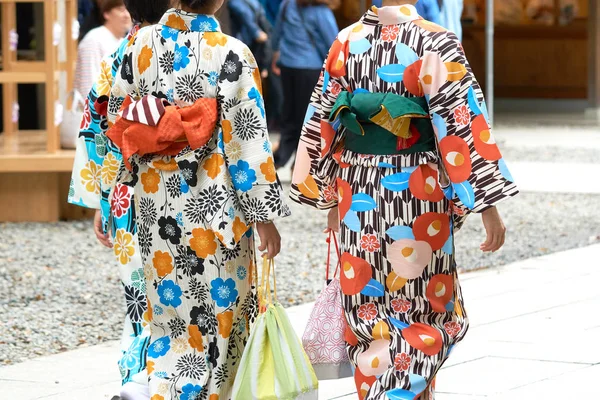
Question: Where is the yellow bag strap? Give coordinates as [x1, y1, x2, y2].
[261, 256, 278, 305]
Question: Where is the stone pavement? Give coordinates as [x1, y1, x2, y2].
[2, 244, 599, 400]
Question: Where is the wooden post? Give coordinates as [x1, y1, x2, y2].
[44, 0, 58, 153]
[588, 0, 600, 115]
[1, 2, 17, 140]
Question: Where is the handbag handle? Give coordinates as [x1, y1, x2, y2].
[260, 256, 278, 307]
[326, 231, 341, 281]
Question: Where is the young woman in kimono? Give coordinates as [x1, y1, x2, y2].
[69, 1, 170, 399]
[291, 1, 518, 399]
[106, 1, 290, 399]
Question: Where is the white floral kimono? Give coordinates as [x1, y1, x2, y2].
[108, 9, 290, 400]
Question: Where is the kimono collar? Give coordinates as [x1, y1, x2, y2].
[363, 4, 422, 26]
[159, 8, 221, 32]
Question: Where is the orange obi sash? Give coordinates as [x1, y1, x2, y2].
[107, 95, 218, 170]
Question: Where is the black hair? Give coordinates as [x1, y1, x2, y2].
[179, 0, 217, 10]
[124, 0, 170, 23]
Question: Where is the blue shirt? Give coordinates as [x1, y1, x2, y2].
[228, 0, 269, 46]
[272, 1, 339, 70]
[260, 0, 283, 25]
[416, 0, 442, 25]
[440, 0, 464, 41]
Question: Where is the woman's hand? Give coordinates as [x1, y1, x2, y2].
[271, 51, 281, 76]
[256, 222, 281, 259]
[481, 207, 506, 253]
[324, 207, 340, 234]
[94, 210, 112, 248]
[256, 30, 269, 43]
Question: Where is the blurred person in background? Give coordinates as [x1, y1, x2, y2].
[271, 0, 338, 170]
[74, 0, 132, 96]
[260, 0, 283, 25]
[228, 0, 283, 132]
[439, 0, 464, 40]
[79, 0, 103, 40]
[69, 1, 170, 399]
[415, 0, 442, 24]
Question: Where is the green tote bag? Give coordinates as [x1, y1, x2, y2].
[232, 257, 319, 400]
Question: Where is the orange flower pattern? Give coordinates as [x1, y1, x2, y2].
[260, 157, 277, 183]
[290, 4, 518, 399]
[141, 168, 160, 193]
[104, 9, 291, 399]
[152, 251, 173, 278]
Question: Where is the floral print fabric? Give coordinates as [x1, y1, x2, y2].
[68, 25, 151, 388]
[107, 9, 289, 399]
[290, 5, 518, 400]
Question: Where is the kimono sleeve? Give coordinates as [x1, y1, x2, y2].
[423, 34, 518, 218]
[289, 62, 347, 210]
[68, 82, 104, 211]
[218, 45, 290, 224]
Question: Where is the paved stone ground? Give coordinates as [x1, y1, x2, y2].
[2, 244, 599, 399]
[1, 126, 599, 365]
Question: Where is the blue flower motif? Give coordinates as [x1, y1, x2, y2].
[166, 88, 174, 103]
[245, 226, 253, 238]
[207, 71, 219, 86]
[248, 87, 265, 118]
[148, 336, 170, 358]
[118, 336, 142, 370]
[180, 175, 190, 194]
[237, 266, 247, 281]
[161, 26, 179, 41]
[210, 277, 239, 308]
[176, 212, 184, 227]
[173, 43, 190, 71]
[191, 15, 219, 32]
[227, 207, 235, 220]
[153, 305, 164, 315]
[157, 280, 182, 307]
[155, 371, 169, 379]
[229, 160, 257, 192]
[181, 383, 203, 400]
[263, 140, 271, 153]
[217, 131, 225, 153]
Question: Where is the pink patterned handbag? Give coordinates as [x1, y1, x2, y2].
[302, 233, 353, 380]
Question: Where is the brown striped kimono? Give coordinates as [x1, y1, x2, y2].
[290, 5, 518, 400]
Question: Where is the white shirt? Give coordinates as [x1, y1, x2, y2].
[74, 26, 122, 97]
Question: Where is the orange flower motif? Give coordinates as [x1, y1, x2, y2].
[138, 45, 153, 74]
[147, 361, 155, 375]
[190, 228, 218, 258]
[151, 395, 164, 400]
[215, 231, 225, 245]
[252, 68, 263, 94]
[144, 299, 153, 324]
[152, 251, 174, 278]
[260, 157, 277, 183]
[453, 105, 471, 126]
[153, 158, 178, 171]
[391, 298, 412, 313]
[360, 234, 381, 252]
[382, 25, 400, 42]
[205, 32, 228, 47]
[394, 353, 411, 371]
[217, 310, 234, 338]
[209, 395, 219, 400]
[166, 14, 187, 31]
[357, 303, 378, 321]
[233, 217, 249, 243]
[188, 324, 204, 351]
[221, 120, 233, 143]
[141, 168, 160, 193]
[444, 321, 461, 337]
[203, 154, 225, 180]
